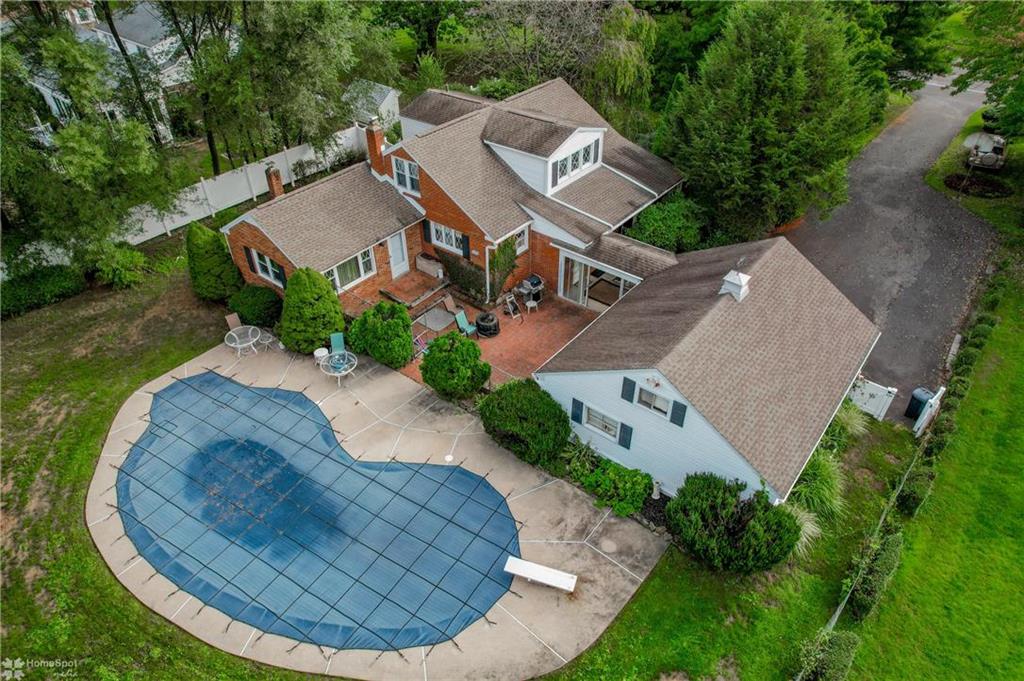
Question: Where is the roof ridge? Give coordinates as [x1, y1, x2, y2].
[501, 77, 567, 103]
[424, 88, 494, 105]
[405, 106, 491, 144]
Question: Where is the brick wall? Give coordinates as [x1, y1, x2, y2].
[530, 232, 562, 295]
[227, 221, 295, 293]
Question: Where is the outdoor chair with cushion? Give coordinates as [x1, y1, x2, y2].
[441, 294, 461, 314]
[455, 310, 477, 337]
[225, 313, 242, 330]
[330, 332, 345, 354]
[413, 334, 430, 358]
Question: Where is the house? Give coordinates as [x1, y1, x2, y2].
[222, 78, 683, 313]
[344, 79, 401, 128]
[534, 238, 880, 502]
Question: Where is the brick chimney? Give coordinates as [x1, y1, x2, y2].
[365, 118, 387, 176]
[266, 164, 284, 200]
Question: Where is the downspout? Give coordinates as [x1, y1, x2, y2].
[484, 244, 492, 304]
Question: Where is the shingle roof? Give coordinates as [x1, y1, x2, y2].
[400, 90, 493, 126]
[537, 238, 879, 497]
[560, 232, 678, 278]
[241, 163, 423, 272]
[343, 79, 399, 123]
[553, 166, 655, 226]
[482, 108, 577, 157]
[96, 2, 167, 47]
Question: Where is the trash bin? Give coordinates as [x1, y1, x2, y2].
[904, 387, 934, 420]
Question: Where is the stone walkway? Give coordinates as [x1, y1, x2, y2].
[86, 344, 666, 680]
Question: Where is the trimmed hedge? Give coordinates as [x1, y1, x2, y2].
[278, 268, 344, 354]
[575, 457, 652, 517]
[0, 265, 87, 319]
[922, 431, 949, 460]
[420, 331, 491, 399]
[952, 347, 980, 375]
[228, 285, 282, 327]
[666, 473, 801, 574]
[186, 222, 243, 301]
[896, 466, 936, 517]
[478, 380, 571, 474]
[847, 531, 904, 620]
[798, 630, 861, 681]
[946, 376, 971, 400]
[347, 301, 413, 369]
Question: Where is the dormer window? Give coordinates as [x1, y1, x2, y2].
[393, 157, 420, 194]
[550, 139, 600, 189]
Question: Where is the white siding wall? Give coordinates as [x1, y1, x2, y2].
[486, 143, 548, 193]
[400, 116, 435, 140]
[535, 369, 776, 499]
[380, 92, 401, 127]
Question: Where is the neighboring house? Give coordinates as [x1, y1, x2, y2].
[223, 78, 683, 311]
[534, 238, 880, 502]
[344, 79, 401, 127]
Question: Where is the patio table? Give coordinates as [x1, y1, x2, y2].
[224, 325, 261, 357]
[320, 351, 357, 386]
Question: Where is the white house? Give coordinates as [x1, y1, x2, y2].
[535, 237, 880, 502]
[343, 79, 401, 128]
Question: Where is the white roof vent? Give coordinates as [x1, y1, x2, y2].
[719, 270, 751, 302]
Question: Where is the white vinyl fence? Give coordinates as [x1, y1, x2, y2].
[128, 125, 366, 244]
[847, 375, 898, 420]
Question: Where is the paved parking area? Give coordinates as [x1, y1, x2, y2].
[86, 344, 666, 680]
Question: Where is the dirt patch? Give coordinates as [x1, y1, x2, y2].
[707, 655, 740, 681]
[854, 467, 883, 492]
[943, 173, 1013, 198]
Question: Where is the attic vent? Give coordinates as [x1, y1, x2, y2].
[719, 270, 751, 302]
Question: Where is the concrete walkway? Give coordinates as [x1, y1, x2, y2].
[85, 344, 666, 680]
[787, 76, 995, 419]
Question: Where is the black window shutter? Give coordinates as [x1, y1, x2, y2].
[571, 398, 583, 424]
[593, 138, 600, 162]
[243, 246, 256, 273]
[618, 423, 632, 449]
[550, 161, 558, 188]
[670, 401, 687, 428]
[621, 377, 636, 402]
[460, 232, 471, 259]
[422, 220, 431, 244]
[272, 261, 286, 287]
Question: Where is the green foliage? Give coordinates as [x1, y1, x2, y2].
[665, 474, 801, 574]
[838, 0, 895, 121]
[969, 322, 994, 343]
[185, 223, 243, 301]
[896, 466, 936, 517]
[90, 243, 147, 290]
[946, 376, 971, 400]
[835, 400, 870, 438]
[562, 435, 600, 483]
[646, 2, 729, 107]
[882, 1, 956, 92]
[654, 2, 870, 241]
[420, 331, 491, 400]
[478, 380, 571, 475]
[435, 251, 487, 304]
[346, 301, 413, 369]
[0, 265, 87, 319]
[627, 193, 704, 252]
[578, 458, 652, 517]
[277, 268, 344, 354]
[798, 629, 862, 681]
[488, 238, 518, 295]
[847, 531, 904, 620]
[952, 347, 981, 375]
[227, 285, 282, 327]
[476, 77, 523, 100]
[792, 450, 846, 524]
[374, 1, 467, 56]
[922, 430, 949, 461]
[412, 53, 446, 95]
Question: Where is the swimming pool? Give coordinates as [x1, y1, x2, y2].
[117, 371, 520, 651]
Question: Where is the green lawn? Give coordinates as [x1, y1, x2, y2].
[924, 108, 1024, 236]
[852, 91, 914, 154]
[850, 272, 1024, 680]
[548, 425, 916, 680]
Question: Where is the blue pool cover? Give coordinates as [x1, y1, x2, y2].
[117, 372, 520, 650]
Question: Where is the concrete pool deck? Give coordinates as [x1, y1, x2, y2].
[86, 344, 667, 680]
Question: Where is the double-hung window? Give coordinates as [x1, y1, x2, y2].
[431, 222, 465, 255]
[253, 250, 286, 286]
[513, 228, 528, 255]
[323, 248, 376, 292]
[393, 157, 420, 194]
[637, 387, 671, 417]
[584, 405, 620, 440]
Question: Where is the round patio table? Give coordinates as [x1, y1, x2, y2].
[320, 351, 357, 386]
[224, 325, 262, 357]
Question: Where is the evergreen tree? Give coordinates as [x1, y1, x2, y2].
[185, 223, 242, 301]
[278, 269, 345, 355]
[880, 1, 955, 92]
[654, 2, 870, 241]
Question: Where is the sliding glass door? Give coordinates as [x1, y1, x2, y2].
[560, 255, 589, 305]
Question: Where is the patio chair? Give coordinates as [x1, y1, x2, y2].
[455, 310, 477, 337]
[330, 332, 345, 354]
[504, 293, 522, 321]
[441, 294, 461, 314]
[225, 313, 242, 330]
[413, 333, 430, 358]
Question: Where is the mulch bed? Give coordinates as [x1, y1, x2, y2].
[943, 173, 1013, 198]
[641, 493, 669, 528]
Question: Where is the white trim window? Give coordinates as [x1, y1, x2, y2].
[551, 139, 600, 188]
[431, 222, 465, 255]
[253, 250, 286, 286]
[324, 248, 376, 292]
[637, 387, 671, 417]
[513, 228, 528, 255]
[584, 405, 620, 440]
[393, 157, 420, 194]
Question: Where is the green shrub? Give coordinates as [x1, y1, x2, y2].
[896, 466, 936, 517]
[347, 301, 413, 368]
[940, 396, 961, 413]
[0, 265, 87, 319]
[665, 473, 801, 574]
[946, 376, 971, 399]
[478, 380, 571, 474]
[930, 412, 957, 438]
[834, 400, 869, 438]
[562, 435, 599, 483]
[973, 312, 998, 327]
[476, 77, 524, 100]
[979, 291, 1002, 311]
[922, 431, 949, 460]
[968, 322, 993, 342]
[627, 193, 704, 252]
[277, 268, 344, 354]
[791, 449, 846, 523]
[420, 331, 491, 399]
[964, 334, 986, 351]
[578, 458, 652, 517]
[847, 531, 903, 620]
[798, 630, 861, 681]
[185, 222, 243, 301]
[228, 285, 282, 327]
[952, 347, 980, 375]
[91, 243, 147, 289]
[435, 251, 486, 303]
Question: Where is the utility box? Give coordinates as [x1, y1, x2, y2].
[904, 387, 934, 420]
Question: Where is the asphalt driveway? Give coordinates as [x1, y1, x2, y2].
[787, 76, 995, 419]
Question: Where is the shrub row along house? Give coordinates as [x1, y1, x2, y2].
[222, 78, 879, 503]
